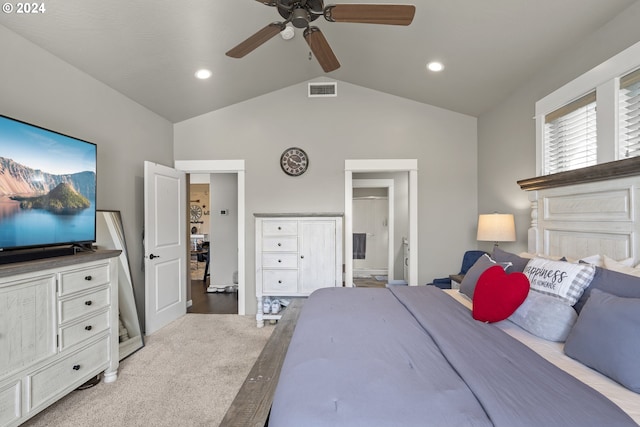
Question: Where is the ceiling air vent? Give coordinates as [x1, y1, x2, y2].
[308, 82, 337, 98]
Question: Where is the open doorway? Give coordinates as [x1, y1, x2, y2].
[187, 173, 239, 314]
[344, 160, 418, 287]
[352, 178, 395, 287]
[175, 160, 246, 315]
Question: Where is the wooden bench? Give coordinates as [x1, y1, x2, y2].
[220, 298, 304, 427]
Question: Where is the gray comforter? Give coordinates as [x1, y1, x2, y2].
[269, 286, 637, 427]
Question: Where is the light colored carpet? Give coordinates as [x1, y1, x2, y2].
[22, 314, 273, 427]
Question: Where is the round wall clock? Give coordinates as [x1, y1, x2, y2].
[190, 204, 202, 222]
[280, 147, 309, 176]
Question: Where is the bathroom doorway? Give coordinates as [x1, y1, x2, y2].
[352, 179, 394, 287]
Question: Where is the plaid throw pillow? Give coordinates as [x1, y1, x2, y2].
[523, 258, 595, 305]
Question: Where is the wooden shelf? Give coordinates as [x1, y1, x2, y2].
[518, 156, 640, 191]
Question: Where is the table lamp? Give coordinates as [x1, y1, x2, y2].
[477, 213, 516, 247]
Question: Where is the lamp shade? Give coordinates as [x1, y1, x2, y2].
[477, 213, 516, 243]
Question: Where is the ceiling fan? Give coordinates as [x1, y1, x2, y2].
[226, 1, 416, 72]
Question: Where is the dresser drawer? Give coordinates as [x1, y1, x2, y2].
[59, 264, 110, 296]
[28, 337, 109, 413]
[59, 287, 110, 324]
[0, 380, 20, 427]
[262, 236, 297, 252]
[263, 270, 298, 293]
[262, 220, 297, 236]
[262, 253, 298, 269]
[59, 310, 110, 351]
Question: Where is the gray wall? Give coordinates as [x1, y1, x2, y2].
[0, 25, 175, 331]
[477, 2, 640, 256]
[174, 78, 478, 314]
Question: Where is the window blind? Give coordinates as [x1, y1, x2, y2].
[619, 68, 640, 159]
[544, 92, 597, 174]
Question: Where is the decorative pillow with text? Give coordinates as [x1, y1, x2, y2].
[523, 258, 595, 306]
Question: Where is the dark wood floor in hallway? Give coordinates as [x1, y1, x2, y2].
[188, 266, 238, 314]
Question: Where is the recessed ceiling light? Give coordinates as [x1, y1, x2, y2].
[427, 61, 444, 72]
[195, 69, 212, 79]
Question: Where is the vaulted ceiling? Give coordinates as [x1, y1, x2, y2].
[1, 0, 637, 123]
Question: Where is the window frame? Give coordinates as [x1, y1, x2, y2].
[619, 68, 640, 159]
[535, 40, 640, 176]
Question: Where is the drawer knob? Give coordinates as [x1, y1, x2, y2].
[85, 325, 93, 331]
[301, 255, 304, 259]
[73, 364, 81, 371]
[85, 300, 93, 306]
[278, 226, 282, 230]
[278, 280, 282, 284]
[277, 243, 281, 247]
[278, 259, 282, 263]
[84, 275, 93, 281]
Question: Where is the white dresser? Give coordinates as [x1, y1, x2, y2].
[0, 250, 119, 427]
[255, 214, 343, 327]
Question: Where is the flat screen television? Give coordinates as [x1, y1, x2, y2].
[0, 114, 97, 257]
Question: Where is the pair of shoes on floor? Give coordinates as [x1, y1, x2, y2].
[263, 297, 281, 315]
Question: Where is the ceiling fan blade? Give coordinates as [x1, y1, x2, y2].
[304, 27, 340, 73]
[226, 23, 284, 58]
[325, 4, 416, 25]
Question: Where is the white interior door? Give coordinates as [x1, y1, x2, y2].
[144, 161, 187, 335]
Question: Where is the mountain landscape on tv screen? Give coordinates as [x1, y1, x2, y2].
[0, 157, 95, 208]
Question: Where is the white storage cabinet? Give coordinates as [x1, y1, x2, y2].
[255, 214, 343, 327]
[0, 251, 119, 427]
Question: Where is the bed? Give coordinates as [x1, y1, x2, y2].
[222, 159, 640, 426]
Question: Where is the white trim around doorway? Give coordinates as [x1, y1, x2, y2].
[345, 159, 418, 287]
[174, 160, 246, 315]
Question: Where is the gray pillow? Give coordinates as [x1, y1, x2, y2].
[564, 289, 640, 393]
[491, 247, 530, 273]
[508, 291, 577, 342]
[573, 266, 640, 313]
[459, 254, 511, 299]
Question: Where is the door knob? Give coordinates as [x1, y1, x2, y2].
[149, 254, 160, 260]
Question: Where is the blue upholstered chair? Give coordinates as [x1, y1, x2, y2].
[429, 250, 488, 289]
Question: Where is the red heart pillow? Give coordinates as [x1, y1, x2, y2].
[472, 265, 530, 323]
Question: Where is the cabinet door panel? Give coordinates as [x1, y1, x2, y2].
[299, 220, 337, 294]
[0, 380, 20, 426]
[0, 276, 56, 377]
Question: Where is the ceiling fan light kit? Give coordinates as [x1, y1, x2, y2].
[226, 1, 416, 72]
[280, 24, 295, 39]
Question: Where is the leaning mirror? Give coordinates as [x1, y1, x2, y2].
[96, 210, 144, 360]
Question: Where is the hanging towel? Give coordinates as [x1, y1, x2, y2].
[353, 233, 366, 259]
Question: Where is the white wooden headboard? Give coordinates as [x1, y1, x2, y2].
[518, 158, 640, 263]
